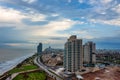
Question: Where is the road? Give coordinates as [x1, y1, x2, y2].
[34, 56, 64, 80]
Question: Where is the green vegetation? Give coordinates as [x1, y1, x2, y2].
[8, 54, 46, 80]
[9, 54, 38, 74]
[9, 65, 38, 74]
[98, 55, 120, 64]
[13, 71, 46, 80]
[115, 60, 120, 64]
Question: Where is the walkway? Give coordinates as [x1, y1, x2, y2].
[6, 69, 40, 80]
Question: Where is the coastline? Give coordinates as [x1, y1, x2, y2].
[0, 53, 35, 79]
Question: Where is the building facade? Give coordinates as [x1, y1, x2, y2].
[64, 35, 83, 72]
[37, 43, 42, 54]
[83, 41, 96, 66]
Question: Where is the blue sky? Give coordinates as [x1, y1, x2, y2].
[0, 0, 120, 50]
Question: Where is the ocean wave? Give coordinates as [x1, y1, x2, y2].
[0, 53, 34, 76]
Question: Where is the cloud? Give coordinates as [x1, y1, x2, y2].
[89, 18, 120, 26]
[88, 0, 115, 14]
[68, 0, 71, 3]
[99, 19, 120, 26]
[0, 0, 120, 49]
[4, 43, 21, 47]
[0, 6, 26, 23]
[101, 0, 113, 4]
[78, 0, 84, 3]
[71, 30, 94, 39]
[49, 37, 66, 40]
[28, 13, 46, 22]
[0, 5, 79, 49]
[0, 6, 47, 29]
[22, 0, 37, 4]
[84, 35, 94, 39]
[28, 18, 76, 37]
[87, 0, 120, 26]
[51, 14, 59, 17]
[1, 0, 119, 23]
[112, 4, 120, 14]
[89, 0, 113, 5]
[3, 43, 34, 49]
[0, 6, 27, 29]
[72, 30, 87, 34]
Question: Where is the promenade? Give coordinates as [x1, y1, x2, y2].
[6, 69, 40, 80]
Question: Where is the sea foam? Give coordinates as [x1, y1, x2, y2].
[0, 53, 34, 76]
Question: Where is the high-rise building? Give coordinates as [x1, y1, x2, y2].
[83, 41, 96, 66]
[37, 43, 42, 54]
[64, 35, 83, 72]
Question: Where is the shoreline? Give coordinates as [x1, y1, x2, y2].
[0, 53, 35, 80]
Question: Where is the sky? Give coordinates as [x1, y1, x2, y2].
[0, 0, 120, 50]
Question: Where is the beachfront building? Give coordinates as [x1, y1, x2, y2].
[83, 41, 96, 66]
[64, 35, 83, 72]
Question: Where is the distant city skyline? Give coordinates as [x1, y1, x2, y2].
[0, 0, 120, 50]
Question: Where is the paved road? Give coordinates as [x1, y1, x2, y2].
[34, 56, 64, 80]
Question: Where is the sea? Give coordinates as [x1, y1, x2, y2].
[0, 48, 35, 76]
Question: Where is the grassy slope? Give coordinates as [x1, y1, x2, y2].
[13, 71, 46, 80]
[9, 65, 38, 74]
[8, 55, 46, 80]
